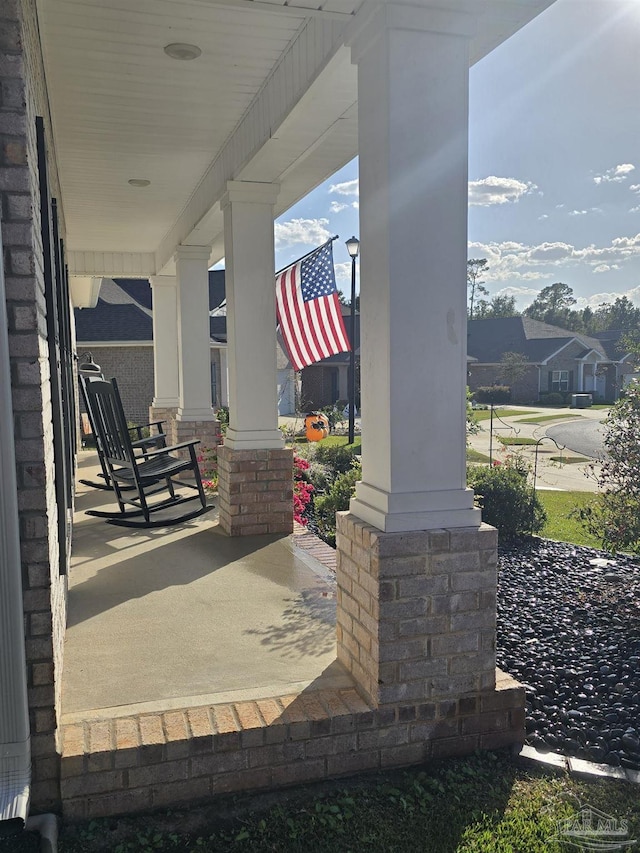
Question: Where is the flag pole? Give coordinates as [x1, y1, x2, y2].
[275, 236, 339, 277]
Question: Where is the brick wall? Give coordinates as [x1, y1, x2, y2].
[468, 364, 540, 403]
[82, 345, 154, 425]
[1, 0, 68, 809]
[59, 673, 524, 819]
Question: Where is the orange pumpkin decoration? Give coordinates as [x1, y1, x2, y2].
[305, 412, 329, 442]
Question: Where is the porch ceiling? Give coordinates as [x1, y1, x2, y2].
[37, 0, 556, 277]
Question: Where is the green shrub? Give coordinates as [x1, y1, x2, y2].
[313, 443, 358, 479]
[539, 392, 564, 407]
[314, 462, 362, 547]
[473, 385, 511, 405]
[467, 460, 546, 539]
[577, 382, 640, 554]
[215, 405, 229, 434]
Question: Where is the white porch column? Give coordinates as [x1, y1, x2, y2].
[174, 246, 215, 422]
[349, 2, 480, 532]
[149, 276, 179, 408]
[219, 347, 229, 407]
[221, 181, 283, 450]
[578, 360, 584, 393]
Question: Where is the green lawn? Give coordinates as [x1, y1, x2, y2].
[536, 490, 601, 548]
[497, 437, 538, 446]
[291, 435, 361, 454]
[467, 448, 491, 464]
[8, 751, 636, 853]
[472, 408, 537, 422]
[515, 413, 585, 424]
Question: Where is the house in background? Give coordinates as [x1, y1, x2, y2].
[301, 308, 360, 410]
[467, 317, 638, 403]
[75, 274, 299, 421]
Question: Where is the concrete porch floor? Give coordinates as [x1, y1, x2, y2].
[61, 454, 352, 725]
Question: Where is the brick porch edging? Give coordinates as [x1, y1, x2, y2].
[60, 671, 524, 819]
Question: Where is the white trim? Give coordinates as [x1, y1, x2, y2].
[539, 337, 581, 364]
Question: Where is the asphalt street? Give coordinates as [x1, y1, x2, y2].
[546, 418, 607, 460]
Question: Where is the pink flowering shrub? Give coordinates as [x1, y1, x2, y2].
[293, 454, 314, 525]
[197, 435, 223, 493]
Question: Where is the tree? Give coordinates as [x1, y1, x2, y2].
[467, 259, 489, 320]
[499, 352, 529, 387]
[476, 296, 520, 320]
[593, 296, 640, 331]
[578, 382, 640, 554]
[619, 330, 640, 368]
[524, 282, 576, 326]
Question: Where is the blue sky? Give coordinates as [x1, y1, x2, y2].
[274, 0, 640, 312]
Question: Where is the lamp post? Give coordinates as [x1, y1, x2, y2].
[345, 236, 360, 445]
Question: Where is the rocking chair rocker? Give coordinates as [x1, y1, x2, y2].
[84, 377, 212, 528]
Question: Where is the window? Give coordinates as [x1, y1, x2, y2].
[552, 370, 569, 392]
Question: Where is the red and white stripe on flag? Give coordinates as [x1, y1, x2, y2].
[275, 247, 351, 371]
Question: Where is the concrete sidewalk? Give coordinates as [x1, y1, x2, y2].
[467, 405, 607, 492]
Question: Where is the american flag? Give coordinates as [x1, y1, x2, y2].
[275, 240, 351, 371]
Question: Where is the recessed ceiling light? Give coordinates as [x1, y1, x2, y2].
[128, 178, 151, 187]
[164, 43, 201, 61]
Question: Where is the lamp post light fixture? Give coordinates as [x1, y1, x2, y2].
[346, 236, 360, 445]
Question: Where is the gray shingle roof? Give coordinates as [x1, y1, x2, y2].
[75, 272, 228, 343]
[467, 317, 616, 364]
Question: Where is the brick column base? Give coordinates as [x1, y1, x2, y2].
[148, 406, 177, 444]
[172, 418, 221, 451]
[217, 446, 293, 536]
[335, 514, 523, 748]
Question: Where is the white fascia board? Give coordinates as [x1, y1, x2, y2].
[69, 276, 102, 309]
[68, 252, 156, 278]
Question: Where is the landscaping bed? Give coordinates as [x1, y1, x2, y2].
[497, 538, 640, 770]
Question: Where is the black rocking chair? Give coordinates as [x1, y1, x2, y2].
[84, 377, 212, 528]
[79, 372, 167, 492]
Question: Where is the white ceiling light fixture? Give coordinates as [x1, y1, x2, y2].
[128, 178, 151, 187]
[164, 43, 202, 61]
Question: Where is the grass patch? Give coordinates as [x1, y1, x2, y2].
[472, 408, 537, 422]
[536, 490, 601, 548]
[515, 413, 585, 424]
[467, 448, 491, 464]
[549, 455, 590, 464]
[291, 435, 361, 454]
[6, 752, 637, 853]
[497, 437, 538, 446]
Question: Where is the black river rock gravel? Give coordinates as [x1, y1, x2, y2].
[497, 538, 640, 770]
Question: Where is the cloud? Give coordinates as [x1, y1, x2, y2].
[538, 214, 549, 220]
[576, 286, 640, 309]
[329, 179, 359, 198]
[468, 176, 537, 206]
[631, 184, 640, 194]
[569, 210, 588, 216]
[333, 262, 352, 283]
[630, 205, 640, 213]
[593, 163, 635, 184]
[468, 233, 640, 282]
[275, 218, 332, 249]
[328, 175, 537, 208]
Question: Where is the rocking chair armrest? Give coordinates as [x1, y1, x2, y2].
[131, 434, 167, 449]
[140, 439, 201, 459]
[128, 420, 166, 440]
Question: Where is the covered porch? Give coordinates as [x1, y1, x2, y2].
[59, 457, 523, 820]
[0, 0, 557, 820]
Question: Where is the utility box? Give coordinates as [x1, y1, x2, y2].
[570, 393, 592, 409]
